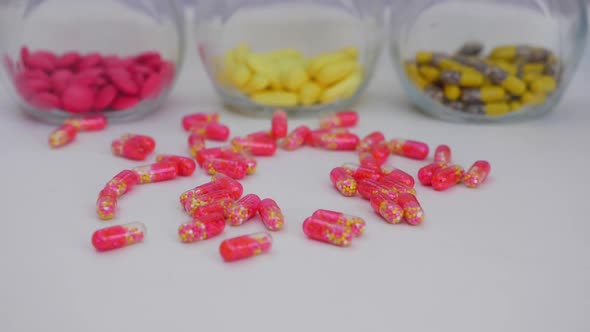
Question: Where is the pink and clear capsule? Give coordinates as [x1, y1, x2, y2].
[178, 213, 225, 243]
[342, 163, 382, 182]
[271, 109, 288, 139]
[432, 165, 465, 191]
[133, 161, 178, 184]
[312, 209, 366, 237]
[303, 217, 353, 247]
[370, 142, 391, 163]
[184, 189, 233, 215]
[434, 144, 452, 164]
[378, 177, 417, 195]
[306, 128, 349, 147]
[179, 176, 242, 206]
[370, 193, 404, 224]
[380, 167, 415, 188]
[247, 130, 274, 142]
[202, 158, 248, 180]
[190, 122, 230, 141]
[104, 170, 140, 197]
[219, 232, 273, 262]
[258, 198, 285, 231]
[155, 155, 196, 176]
[221, 151, 258, 175]
[195, 147, 225, 166]
[226, 194, 262, 226]
[358, 151, 382, 169]
[192, 198, 233, 219]
[319, 110, 359, 129]
[463, 160, 491, 188]
[49, 123, 77, 148]
[188, 134, 206, 158]
[232, 137, 277, 156]
[330, 167, 358, 197]
[182, 112, 220, 131]
[389, 139, 429, 160]
[418, 163, 445, 186]
[317, 132, 359, 151]
[211, 174, 244, 199]
[120, 134, 156, 152]
[357, 178, 399, 202]
[112, 134, 156, 161]
[64, 115, 107, 131]
[281, 125, 311, 151]
[358, 131, 386, 151]
[96, 188, 118, 220]
[92, 222, 146, 252]
[398, 193, 425, 225]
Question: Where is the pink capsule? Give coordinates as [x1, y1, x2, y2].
[64, 115, 107, 131]
[133, 162, 178, 184]
[104, 170, 140, 197]
[182, 112, 220, 130]
[226, 194, 261, 226]
[202, 158, 248, 180]
[247, 131, 274, 142]
[195, 147, 224, 166]
[389, 139, 429, 160]
[281, 125, 311, 151]
[330, 167, 358, 197]
[48, 123, 77, 148]
[258, 198, 284, 231]
[370, 193, 404, 224]
[317, 132, 359, 151]
[358, 131, 385, 151]
[92, 222, 146, 252]
[463, 160, 491, 188]
[370, 142, 391, 163]
[398, 193, 425, 225]
[178, 213, 226, 243]
[190, 122, 230, 141]
[155, 155, 196, 176]
[219, 150, 258, 175]
[211, 174, 244, 199]
[220, 232, 273, 262]
[184, 189, 233, 215]
[418, 163, 445, 186]
[179, 177, 242, 206]
[380, 167, 415, 188]
[96, 188, 118, 220]
[357, 178, 399, 202]
[432, 165, 465, 191]
[359, 151, 382, 169]
[188, 134, 206, 158]
[112, 134, 156, 161]
[378, 177, 417, 196]
[319, 110, 359, 129]
[434, 145, 452, 164]
[342, 163, 382, 182]
[232, 137, 277, 157]
[192, 198, 233, 219]
[271, 109, 288, 139]
[306, 128, 349, 147]
[312, 209, 366, 237]
[61, 84, 95, 113]
[303, 217, 353, 247]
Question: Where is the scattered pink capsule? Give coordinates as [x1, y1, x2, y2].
[188, 134, 206, 158]
[226, 194, 261, 226]
[96, 188, 118, 220]
[64, 115, 107, 131]
[281, 125, 311, 151]
[220, 232, 273, 262]
[359, 151, 382, 169]
[312, 209, 366, 237]
[418, 163, 445, 186]
[133, 162, 178, 184]
[342, 163, 382, 182]
[463, 160, 491, 188]
[317, 132, 359, 151]
[182, 112, 220, 130]
[220, 150, 258, 175]
[319, 110, 359, 129]
[389, 139, 429, 160]
[330, 167, 358, 197]
[380, 167, 415, 188]
[202, 158, 248, 180]
[370, 193, 404, 224]
[434, 145, 452, 164]
[184, 189, 233, 215]
[104, 170, 139, 197]
[258, 199, 285, 231]
[92, 222, 146, 252]
[179, 176, 242, 206]
[303, 217, 353, 247]
[370, 142, 391, 163]
[48, 123, 77, 148]
[195, 147, 224, 166]
[155, 155, 196, 176]
[111, 134, 156, 161]
[306, 128, 349, 147]
[232, 137, 277, 156]
[190, 122, 230, 141]
[398, 193, 425, 225]
[432, 165, 465, 191]
[378, 177, 417, 196]
[178, 213, 226, 243]
[271, 109, 288, 139]
[192, 198, 233, 219]
[357, 178, 399, 202]
[247, 131, 274, 142]
[211, 174, 244, 200]
[358, 131, 385, 151]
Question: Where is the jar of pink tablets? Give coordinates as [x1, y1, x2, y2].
[0, 0, 186, 123]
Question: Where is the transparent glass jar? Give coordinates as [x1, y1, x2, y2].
[0, 0, 186, 123]
[389, 0, 588, 122]
[194, 0, 384, 116]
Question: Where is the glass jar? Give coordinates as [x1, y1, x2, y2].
[389, 0, 588, 122]
[0, 0, 186, 123]
[194, 0, 385, 116]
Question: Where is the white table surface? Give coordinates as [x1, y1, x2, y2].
[1, 10, 590, 332]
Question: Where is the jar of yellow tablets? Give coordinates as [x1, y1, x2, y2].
[389, 0, 588, 122]
[194, 0, 384, 116]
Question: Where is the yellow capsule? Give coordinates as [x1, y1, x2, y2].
[307, 51, 353, 78]
[415, 51, 433, 65]
[282, 67, 309, 92]
[492, 60, 518, 76]
[501, 76, 527, 96]
[251, 91, 299, 107]
[521, 92, 546, 106]
[462, 86, 506, 103]
[530, 76, 557, 94]
[485, 102, 510, 116]
[523, 72, 542, 84]
[441, 70, 484, 87]
[299, 82, 322, 106]
[438, 58, 463, 71]
[509, 101, 522, 111]
[315, 60, 358, 87]
[231, 64, 252, 88]
[339, 47, 359, 59]
[320, 71, 362, 104]
[245, 54, 282, 90]
[234, 43, 251, 64]
[277, 57, 307, 71]
[490, 45, 516, 61]
[444, 85, 461, 101]
[419, 66, 440, 83]
[243, 74, 270, 94]
[521, 63, 545, 75]
[268, 48, 303, 61]
[405, 63, 428, 89]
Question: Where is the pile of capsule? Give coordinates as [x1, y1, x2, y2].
[217, 44, 363, 107]
[8, 47, 174, 113]
[406, 42, 560, 117]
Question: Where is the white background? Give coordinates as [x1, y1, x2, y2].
[1, 5, 590, 332]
